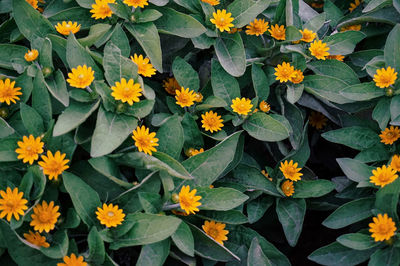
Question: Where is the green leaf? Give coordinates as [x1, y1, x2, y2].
[340, 82, 384, 101]
[336, 158, 375, 183]
[78, 23, 112, 47]
[323, 126, 381, 150]
[154, 7, 206, 38]
[215, 33, 246, 77]
[137, 9, 163, 23]
[198, 210, 248, 224]
[38, 38, 53, 70]
[247, 197, 274, 223]
[307, 60, 359, 85]
[90, 106, 138, 157]
[390, 95, 400, 123]
[252, 64, 270, 101]
[181, 112, 204, 149]
[88, 227, 105, 264]
[45, 70, 70, 107]
[172, 57, 200, 91]
[53, 100, 100, 137]
[19, 102, 44, 136]
[109, 213, 181, 249]
[322, 198, 375, 229]
[32, 70, 52, 126]
[88, 156, 132, 188]
[362, 0, 391, 13]
[0, 118, 14, 138]
[171, 222, 194, 256]
[62, 171, 102, 227]
[303, 13, 326, 32]
[324, 31, 366, 55]
[125, 99, 155, 119]
[369, 246, 400, 266]
[337, 7, 400, 29]
[72, 0, 94, 9]
[157, 115, 184, 159]
[0, 138, 18, 162]
[293, 180, 335, 198]
[248, 237, 272, 266]
[375, 178, 400, 226]
[137, 239, 170, 266]
[196, 96, 227, 111]
[0, 44, 28, 71]
[110, 24, 130, 57]
[125, 22, 162, 72]
[211, 59, 240, 105]
[276, 198, 306, 247]
[196, 187, 249, 211]
[384, 24, 400, 71]
[103, 41, 123, 86]
[228, 0, 272, 28]
[40, 230, 68, 259]
[336, 233, 379, 250]
[243, 112, 291, 142]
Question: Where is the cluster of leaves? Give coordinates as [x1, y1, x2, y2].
[1, 0, 400, 265]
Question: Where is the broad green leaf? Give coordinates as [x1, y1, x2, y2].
[355, 144, 390, 163]
[79, 23, 112, 47]
[307, 60, 359, 85]
[293, 180, 335, 198]
[32, 70, 52, 126]
[303, 12, 326, 32]
[103, 41, 123, 86]
[40, 230, 68, 259]
[252, 64, 270, 101]
[45, 70, 70, 107]
[340, 82, 384, 101]
[110, 24, 130, 57]
[228, 0, 272, 28]
[375, 178, 400, 226]
[136, 9, 163, 23]
[337, 7, 400, 29]
[196, 187, 249, 211]
[390, 95, 400, 123]
[248, 237, 272, 266]
[90, 106, 138, 157]
[322, 127, 381, 151]
[369, 246, 400, 266]
[243, 112, 291, 142]
[324, 31, 366, 55]
[88, 227, 105, 264]
[196, 96, 227, 111]
[136, 239, 170, 266]
[384, 23, 400, 71]
[211, 59, 240, 105]
[362, 0, 391, 13]
[322, 198, 375, 229]
[48, 7, 94, 29]
[172, 57, 200, 91]
[171, 222, 194, 256]
[125, 99, 155, 119]
[215, 33, 246, 77]
[157, 115, 184, 159]
[19, 102, 44, 136]
[0, 44, 28, 73]
[336, 233, 379, 250]
[285, 25, 302, 41]
[276, 198, 306, 247]
[53, 100, 100, 136]
[0, 118, 14, 138]
[38, 38, 53, 70]
[0, 138, 18, 162]
[247, 197, 274, 224]
[181, 112, 204, 149]
[336, 158, 375, 183]
[62, 171, 102, 227]
[88, 156, 132, 188]
[73, 0, 94, 9]
[198, 210, 248, 224]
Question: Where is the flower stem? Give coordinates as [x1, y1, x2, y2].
[162, 203, 180, 211]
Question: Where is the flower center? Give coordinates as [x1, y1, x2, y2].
[387, 132, 394, 138]
[208, 228, 219, 239]
[378, 173, 391, 182]
[378, 224, 390, 234]
[179, 195, 193, 209]
[47, 160, 62, 175]
[66, 24, 70, 28]
[286, 166, 296, 176]
[78, 74, 84, 79]
[5, 199, 18, 211]
[107, 211, 115, 217]
[39, 211, 52, 223]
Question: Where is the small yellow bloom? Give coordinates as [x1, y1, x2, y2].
[373, 67, 397, 88]
[349, 0, 362, 12]
[281, 180, 294, 197]
[228, 28, 242, 34]
[201, 110, 224, 133]
[390, 155, 400, 172]
[191, 148, 204, 157]
[175, 87, 196, 108]
[130, 54, 156, 77]
[311, 2, 324, 8]
[261, 170, 272, 181]
[268, 24, 286, 40]
[163, 77, 180, 95]
[178, 185, 202, 215]
[327, 55, 345, 61]
[123, 0, 148, 8]
[66, 65, 95, 89]
[380, 126, 400, 145]
[259, 101, 271, 113]
[210, 9, 234, 32]
[309, 111, 328, 130]
[111, 78, 142, 106]
[57, 254, 87, 266]
[194, 92, 203, 103]
[132, 125, 159, 155]
[370, 165, 398, 188]
[340, 24, 361, 32]
[24, 49, 39, 62]
[0, 187, 28, 222]
[96, 203, 125, 228]
[38, 151, 70, 181]
[26, 0, 38, 9]
[24, 231, 50, 248]
[231, 97, 253, 115]
[0, 78, 22, 105]
[30, 201, 60, 233]
[300, 29, 316, 43]
[202, 220, 229, 245]
[274, 62, 295, 83]
[15, 135, 44, 165]
[55, 21, 81, 36]
[280, 160, 303, 182]
[290, 69, 304, 84]
[369, 214, 397, 242]
[90, 0, 115, 20]
[201, 0, 219, 5]
[309, 40, 330, 60]
[185, 148, 195, 157]
[245, 19, 269, 36]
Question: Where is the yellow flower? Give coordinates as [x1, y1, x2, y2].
[300, 29, 316, 43]
[185, 148, 195, 157]
[228, 28, 242, 34]
[194, 92, 203, 103]
[163, 77, 180, 95]
[373, 67, 397, 88]
[231, 97, 253, 115]
[311, 2, 324, 8]
[178, 185, 202, 215]
[290, 69, 304, 84]
[309, 111, 328, 130]
[55, 21, 81, 36]
[26, 0, 38, 9]
[57, 254, 87, 266]
[24, 49, 39, 62]
[175, 87, 196, 108]
[0, 78, 22, 105]
[201, 0, 219, 5]
[281, 180, 294, 197]
[327, 55, 345, 61]
[369, 214, 397, 242]
[370, 165, 398, 188]
[132, 125, 159, 155]
[259, 100, 271, 113]
[90, 0, 115, 20]
[66, 65, 95, 89]
[0, 187, 28, 222]
[390, 155, 400, 172]
[274, 62, 295, 83]
[191, 148, 204, 156]
[210, 9, 234, 32]
[111, 78, 142, 106]
[245, 18, 269, 36]
[380, 126, 400, 145]
[123, 0, 148, 8]
[202, 220, 229, 245]
[130, 54, 156, 77]
[96, 203, 125, 228]
[309, 40, 330, 60]
[268, 24, 286, 40]
[261, 170, 272, 181]
[24, 231, 50, 248]
[30, 201, 60, 233]
[38, 151, 70, 181]
[279, 160, 303, 182]
[349, 0, 362, 12]
[340, 24, 361, 32]
[201, 110, 224, 133]
[15, 135, 44, 165]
